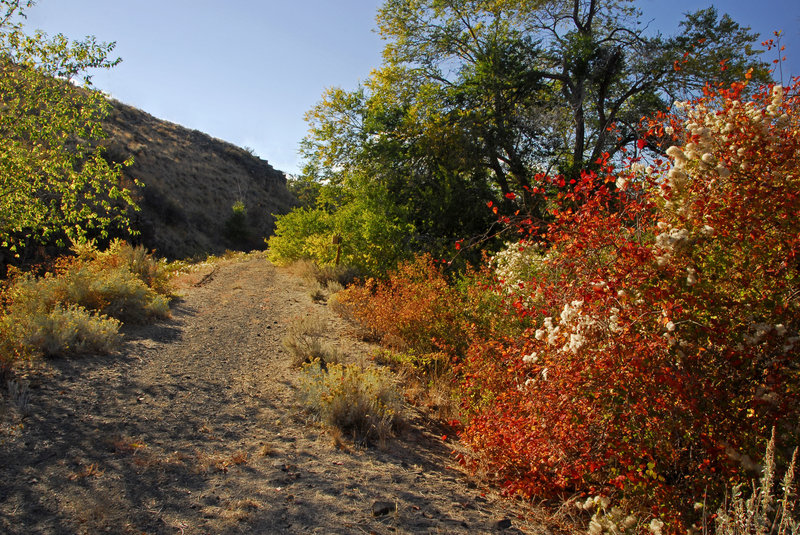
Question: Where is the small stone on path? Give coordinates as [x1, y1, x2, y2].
[372, 501, 396, 517]
[494, 517, 512, 530]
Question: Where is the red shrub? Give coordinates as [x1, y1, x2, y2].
[457, 78, 800, 532]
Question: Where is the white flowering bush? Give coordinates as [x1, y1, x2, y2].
[490, 240, 549, 295]
[458, 77, 800, 533]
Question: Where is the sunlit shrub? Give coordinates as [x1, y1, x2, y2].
[0, 240, 172, 360]
[457, 78, 800, 532]
[84, 266, 170, 323]
[7, 264, 169, 325]
[22, 304, 121, 357]
[298, 360, 402, 445]
[266, 195, 413, 277]
[72, 239, 172, 296]
[337, 254, 467, 358]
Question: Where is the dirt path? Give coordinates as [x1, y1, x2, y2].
[0, 255, 549, 534]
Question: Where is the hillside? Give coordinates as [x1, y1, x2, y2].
[101, 99, 297, 259]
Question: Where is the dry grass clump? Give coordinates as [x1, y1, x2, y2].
[287, 260, 359, 303]
[282, 314, 340, 368]
[714, 430, 799, 535]
[0, 240, 172, 363]
[298, 360, 402, 446]
[22, 305, 121, 358]
[372, 349, 460, 421]
[287, 259, 359, 288]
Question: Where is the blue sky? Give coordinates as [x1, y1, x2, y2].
[23, 0, 800, 175]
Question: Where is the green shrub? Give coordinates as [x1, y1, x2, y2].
[298, 360, 402, 445]
[266, 194, 414, 277]
[266, 207, 335, 265]
[224, 201, 252, 246]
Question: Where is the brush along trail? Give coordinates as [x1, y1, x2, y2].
[0, 254, 549, 534]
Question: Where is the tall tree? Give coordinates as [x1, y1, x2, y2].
[0, 0, 138, 254]
[290, 0, 770, 268]
[375, 0, 770, 183]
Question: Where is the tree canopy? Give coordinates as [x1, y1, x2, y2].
[0, 0, 137, 254]
[279, 0, 771, 269]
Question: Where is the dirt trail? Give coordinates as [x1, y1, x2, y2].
[0, 255, 549, 534]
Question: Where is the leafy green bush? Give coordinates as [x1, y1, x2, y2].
[224, 201, 252, 246]
[266, 207, 334, 265]
[267, 194, 413, 277]
[298, 360, 402, 445]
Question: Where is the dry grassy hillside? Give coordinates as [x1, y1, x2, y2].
[101, 99, 297, 259]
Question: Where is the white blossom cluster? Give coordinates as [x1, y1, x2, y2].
[616, 162, 653, 190]
[664, 85, 789, 207]
[740, 321, 799, 353]
[533, 299, 605, 356]
[653, 91, 791, 271]
[490, 240, 547, 296]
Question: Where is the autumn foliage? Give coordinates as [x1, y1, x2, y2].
[344, 76, 800, 532]
[456, 78, 800, 530]
[338, 254, 467, 357]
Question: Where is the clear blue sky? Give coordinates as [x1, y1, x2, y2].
[23, 0, 800, 176]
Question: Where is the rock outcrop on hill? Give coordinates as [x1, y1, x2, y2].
[101, 99, 296, 259]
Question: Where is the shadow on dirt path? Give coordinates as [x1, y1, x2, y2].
[0, 255, 551, 534]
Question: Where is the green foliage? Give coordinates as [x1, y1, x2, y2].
[375, 1, 769, 180]
[266, 207, 335, 264]
[301, 81, 498, 262]
[298, 360, 402, 445]
[267, 190, 414, 277]
[223, 200, 251, 246]
[0, 0, 138, 252]
[289, 0, 771, 268]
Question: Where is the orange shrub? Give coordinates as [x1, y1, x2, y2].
[338, 254, 468, 359]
